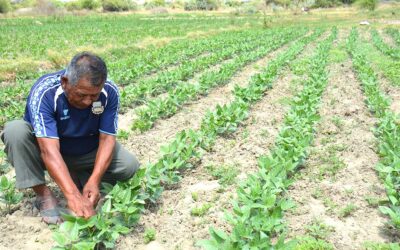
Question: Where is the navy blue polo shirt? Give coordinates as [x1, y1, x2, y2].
[24, 69, 120, 156]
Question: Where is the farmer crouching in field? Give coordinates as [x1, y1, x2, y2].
[0, 52, 140, 224]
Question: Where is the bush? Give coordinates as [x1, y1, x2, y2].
[144, 0, 165, 9]
[184, 0, 196, 10]
[196, 0, 219, 10]
[81, 0, 101, 9]
[170, 0, 183, 8]
[312, 0, 340, 8]
[356, 0, 377, 10]
[102, 0, 136, 11]
[13, 0, 36, 9]
[232, 3, 258, 14]
[184, 0, 218, 10]
[65, 0, 83, 10]
[225, 0, 241, 7]
[0, 0, 11, 13]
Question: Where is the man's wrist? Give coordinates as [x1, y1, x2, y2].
[87, 175, 101, 187]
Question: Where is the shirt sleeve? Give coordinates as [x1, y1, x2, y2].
[29, 88, 59, 139]
[99, 82, 119, 136]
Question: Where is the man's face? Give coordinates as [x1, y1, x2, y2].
[61, 76, 103, 109]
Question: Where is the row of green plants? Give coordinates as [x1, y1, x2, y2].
[131, 28, 307, 132]
[120, 28, 284, 109]
[386, 28, 400, 47]
[52, 29, 324, 249]
[347, 27, 400, 231]
[199, 27, 337, 249]
[371, 29, 400, 60]
[111, 29, 263, 85]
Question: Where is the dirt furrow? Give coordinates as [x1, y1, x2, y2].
[285, 57, 392, 249]
[116, 32, 329, 250]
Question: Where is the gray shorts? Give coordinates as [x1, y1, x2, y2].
[1, 120, 140, 189]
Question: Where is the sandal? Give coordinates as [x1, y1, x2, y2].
[33, 197, 69, 225]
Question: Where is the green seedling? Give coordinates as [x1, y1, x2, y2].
[295, 236, 334, 250]
[0, 176, 23, 214]
[338, 204, 357, 218]
[365, 196, 386, 208]
[305, 219, 335, 240]
[191, 203, 211, 217]
[144, 228, 156, 244]
[331, 116, 344, 129]
[191, 192, 199, 202]
[323, 197, 337, 213]
[117, 129, 129, 140]
[363, 241, 400, 250]
[206, 164, 239, 186]
[311, 188, 324, 199]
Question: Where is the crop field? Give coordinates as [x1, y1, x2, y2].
[0, 8, 400, 250]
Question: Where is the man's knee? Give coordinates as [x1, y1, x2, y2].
[2, 120, 32, 145]
[108, 148, 140, 182]
[121, 152, 140, 179]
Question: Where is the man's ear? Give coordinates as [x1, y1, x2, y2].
[61, 76, 68, 89]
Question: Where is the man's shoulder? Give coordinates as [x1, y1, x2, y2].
[30, 70, 65, 95]
[104, 80, 119, 92]
[103, 80, 120, 98]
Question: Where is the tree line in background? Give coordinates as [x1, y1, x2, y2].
[0, 0, 395, 16]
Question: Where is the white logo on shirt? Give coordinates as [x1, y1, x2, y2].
[61, 109, 70, 120]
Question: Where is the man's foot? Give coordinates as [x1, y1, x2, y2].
[33, 196, 65, 225]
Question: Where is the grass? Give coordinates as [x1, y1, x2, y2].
[117, 129, 130, 140]
[206, 163, 239, 186]
[363, 242, 400, 250]
[295, 236, 335, 250]
[305, 219, 335, 240]
[338, 203, 358, 218]
[318, 153, 346, 179]
[190, 203, 212, 217]
[143, 228, 156, 244]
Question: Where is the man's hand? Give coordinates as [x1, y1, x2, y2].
[83, 181, 100, 207]
[66, 192, 96, 218]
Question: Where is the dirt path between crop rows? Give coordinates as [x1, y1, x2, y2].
[116, 32, 329, 250]
[285, 50, 396, 249]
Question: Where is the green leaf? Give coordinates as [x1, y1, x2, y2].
[72, 241, 96, 250]
[52, 232, 67, 246]
[196, 239, 219, 250]
[209, 228, 227, 244]
[102, 199, 112, 214]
